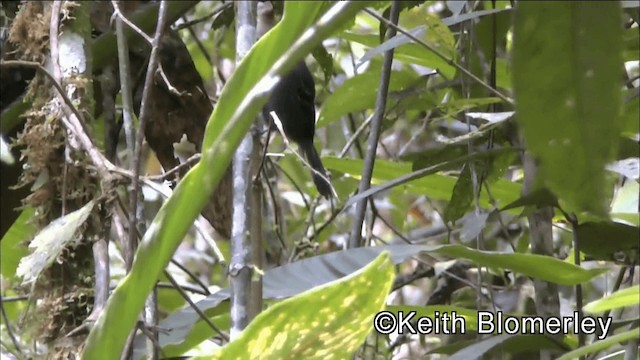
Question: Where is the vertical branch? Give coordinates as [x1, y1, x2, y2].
[128, 0, 169, 270]
[250, 142, 263, 319]
[566, 213, 585, 355]
[114, 4, 137, 272]
[522, 152, 561, 360]
[230, 0, 259, 339]
[126, 2, 169, 359]
[90, 227, 110, 322]
[115, 7, 136, 170]
[50, 0, 111, 336]
[348, 2, 401, 248]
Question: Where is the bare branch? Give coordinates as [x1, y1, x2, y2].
[348, 2, 401, 248]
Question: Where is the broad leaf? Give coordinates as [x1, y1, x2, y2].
[556, 328, 640, 360]
[584, 285, 640, 314]
[513, 2, 623, 216]
[575, 221, 639, 260]
[207, 251, 395, 359]
[316, 68, 416, 128]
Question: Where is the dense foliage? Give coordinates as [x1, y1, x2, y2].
[1, 1, 638, 359]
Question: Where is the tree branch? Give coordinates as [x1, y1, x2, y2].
[348, 2, 400, 248]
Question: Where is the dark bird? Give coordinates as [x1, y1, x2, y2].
[263, 61, 332, 198]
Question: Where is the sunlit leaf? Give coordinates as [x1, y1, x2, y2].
[207, 252, 395, 360]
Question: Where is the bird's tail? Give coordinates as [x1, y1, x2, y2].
[300, 141, 332, 198]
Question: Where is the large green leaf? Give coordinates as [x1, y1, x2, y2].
[584, 285, 640, 314]
[512, 2, 623, 216]
[556, 328, 640, 360]
[207, 251, 395, 359]
[82, 3, 371, 359]
[575, 221, 639, 260]
[428, 244, 606, 285]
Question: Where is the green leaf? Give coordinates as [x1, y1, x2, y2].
[499, 188, 558, 212]
[208, 252, 395, 359]
[16, 201, 95, 285]
[444, 164, 473, 223]
[556, 328, 640, 360]
[325, 152, 521, 209]
[575, 221, 639, 260]
[311, 44, 333, 85]
[1, 207, 36, 279]
[512, 2, 623, 216]
[316, 68, 416, 128]
[81, 3, 371, 359]
[584, 285, 640, 314]
[429, 244, 606, 285]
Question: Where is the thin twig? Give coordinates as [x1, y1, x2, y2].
[363, 8, 514, 105]
[348, 2, 401, 248]
[155, 282, 209, 296]
[172, 2, 232, 31]
[147, 153, 202, 181]
[112, 0, 153, 44]
[261, 160, 288, 258]
[126, 3, 170, 358]
[169, 260, 211, 295]
[339, 112, 373, 158]
[271, 160, 312, 211]
[115, 11, 137, 169]
[128, 0, 170, 272]
[163, 270, 230, 342]
[0, 296, 22, 355]
[181, 15, 212, 66]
